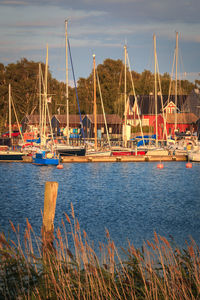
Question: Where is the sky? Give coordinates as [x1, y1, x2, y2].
[0, 0, 200, 85]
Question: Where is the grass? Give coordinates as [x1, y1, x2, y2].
[0, 203, 200, 299]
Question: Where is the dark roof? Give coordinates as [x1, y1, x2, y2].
[83, 114, 123, 124]
[166, 112, 198, 124]
[52, 114, 85, 124]
[22, 114, 53, 125]
[21, 114, 40, 124]
[129, 95, 187, 115]
[182, 89, 200, 118]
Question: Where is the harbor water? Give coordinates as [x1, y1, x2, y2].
[0, 161, 200, 252]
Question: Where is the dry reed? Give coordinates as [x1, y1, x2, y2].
[0, 206, 199, 299]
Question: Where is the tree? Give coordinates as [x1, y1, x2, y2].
[0, 57, 196, 134]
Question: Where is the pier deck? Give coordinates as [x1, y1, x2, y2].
[61, 155, 187, 163]
[0, 154, 187, 163]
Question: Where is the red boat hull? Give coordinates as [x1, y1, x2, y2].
[111, 150, 146, 156]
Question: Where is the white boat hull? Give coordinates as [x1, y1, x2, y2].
[86, 150, 111, 156]
[145, 149, 169, 156]
[188, 152, 200, 162]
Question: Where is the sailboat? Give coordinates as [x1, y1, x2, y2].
[111, 45, 146, 156]
[166, 32, 189, 156]
[188, 142, 200, 161]
[86, 54, 111, 156]
[54, 20, 86, 157]
[32, 45, 60, 166]
[0, 84, 26, 161]
[144, 34, 169, 156]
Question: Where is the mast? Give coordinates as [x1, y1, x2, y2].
[154, 34, 158, 147]
[39, 63, 42, 139]
[43, 44, 48, 147]
[175, 32, 178, 134]
[9, 84, 12, 139]
[124, 45, 127, 148]
[65, 19, 69, 144]
[96, 70, 111, 148]
[93, 54, 97, 150]
[127, 52, 145, 146]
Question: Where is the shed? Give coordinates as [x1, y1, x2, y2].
[165, 112, 198, 136]
[82, 114, 123, 139]
[182, 89, 200, 118]
[51, 114, 85, 136]
[21, 114, 41, 133]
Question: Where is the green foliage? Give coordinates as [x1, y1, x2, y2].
[96, 59, 126, 114]
[77, 76, 93, 114]
[0, 58, 196, 133]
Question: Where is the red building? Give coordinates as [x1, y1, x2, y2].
[165, 113, 198, 136]
[128, 94, 198, 139]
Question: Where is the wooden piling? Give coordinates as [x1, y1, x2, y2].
[42, 181, 58, 250]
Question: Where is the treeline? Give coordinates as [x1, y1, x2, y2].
[0, 58, 197, 130]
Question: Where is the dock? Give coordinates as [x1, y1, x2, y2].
[61, 155, 187, 163]
[0, 154, 187, 163]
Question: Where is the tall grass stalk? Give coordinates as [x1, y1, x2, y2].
[0, 206, 199, 299]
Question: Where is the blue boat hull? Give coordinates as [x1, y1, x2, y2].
[32, 157, 59, 165]
[32, 151, 60, 166]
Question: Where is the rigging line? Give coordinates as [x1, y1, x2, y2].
[127, 52, 145, 144]
[38, 63, 42, 139]
[156, 53, 167, 140]
[143, 43, 154, 96]
[40, 61, 55, 147]
[179, 47, 186, 80]
[168, 49, 176, 103]
[10, 95, 24, 144]
[46, 101, 55, 147]
[40, 66, 45, 140]
[177, 51, 184, 96]
[68, 38, 85, 141]
[118, 64, 123, 90]
[116, 64, 123, 117]
[43, 45, 48, 146]
[96, 69, 111, 148]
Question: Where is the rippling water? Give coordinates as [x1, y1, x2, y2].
[0, 162, 200, 251]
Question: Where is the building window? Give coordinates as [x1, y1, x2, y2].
[101, 127, 104, 133]
[109, 127, 112, 134]
[142, 118, 149, 126]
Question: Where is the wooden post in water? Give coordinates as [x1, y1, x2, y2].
[42, 181, 58, 250]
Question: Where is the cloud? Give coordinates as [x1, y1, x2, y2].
[68, 38, 121, 48]
[1, 0, 200, 27]
[0, 0, 28, 5]
[0, 0, 199, 82]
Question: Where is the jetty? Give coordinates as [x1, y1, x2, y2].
[0, 154, 187, 163]
[61, 154, 187, 163]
